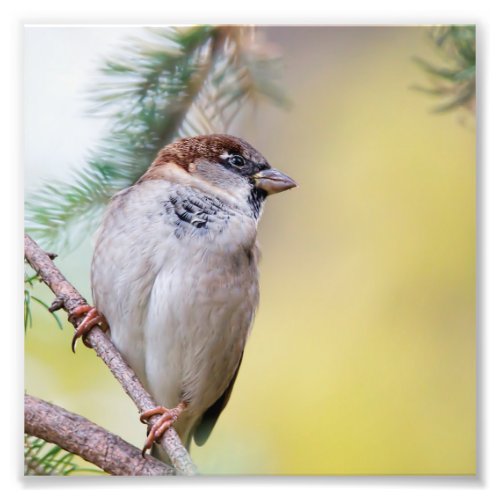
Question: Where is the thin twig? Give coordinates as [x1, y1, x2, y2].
[24, 233, 197, 476]
[24, 394, 174, 476]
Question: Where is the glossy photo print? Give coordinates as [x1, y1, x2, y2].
[24, 25, 476, 476]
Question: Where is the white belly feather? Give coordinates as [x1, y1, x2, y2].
[144, 244, 257, 410]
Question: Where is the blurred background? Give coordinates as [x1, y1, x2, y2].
[24, 26, 475, 475]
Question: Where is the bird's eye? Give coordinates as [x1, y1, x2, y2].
[229, 155, 245, 167]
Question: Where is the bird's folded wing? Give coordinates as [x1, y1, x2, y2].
[193, 353, 244, 446]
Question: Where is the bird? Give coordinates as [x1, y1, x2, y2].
[71, 134, 296, 460]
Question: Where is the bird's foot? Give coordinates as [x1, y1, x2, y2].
[69, 305, 108, 352]
[140, 401, 188, 456]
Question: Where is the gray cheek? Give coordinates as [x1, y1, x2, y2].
[195, 160, 249, 192]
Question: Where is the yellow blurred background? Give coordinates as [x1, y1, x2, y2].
[24, 26, 475, 475]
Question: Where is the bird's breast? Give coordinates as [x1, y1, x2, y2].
[141, 185, 261, 414]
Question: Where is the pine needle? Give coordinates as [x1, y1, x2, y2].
[413, 25, 476, 113]
[24, 435, 104, 476]
[24, 270, 63, 332]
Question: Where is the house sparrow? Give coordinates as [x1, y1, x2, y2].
[72, 134, 296, 458]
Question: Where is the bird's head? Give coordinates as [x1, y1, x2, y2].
[142, 134, 297, 218]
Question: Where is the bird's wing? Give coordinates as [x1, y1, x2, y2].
[193, 353, 244, 446]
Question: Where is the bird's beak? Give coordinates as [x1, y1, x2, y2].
[253, 169, 297, 195]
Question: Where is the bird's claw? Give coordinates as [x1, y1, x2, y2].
[140, 402, 187, 457]
[69, 305, 108, 353]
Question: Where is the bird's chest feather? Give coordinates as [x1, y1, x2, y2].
[141, 185, 260, 411]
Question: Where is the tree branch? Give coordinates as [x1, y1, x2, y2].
[24, 394, 174, 476]
[24, 233, 197, 476]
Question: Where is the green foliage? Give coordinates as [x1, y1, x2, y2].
[24, 435, 104, 476]
[25, 26, 288, 251]
[413, 25, 476, 112]
[24, 270, 62, 332]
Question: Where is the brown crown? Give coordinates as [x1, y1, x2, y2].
[151, 134, 259, 170]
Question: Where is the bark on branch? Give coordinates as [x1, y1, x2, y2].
[24, 233, 197, 476]
[24, 394, 174, 476]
